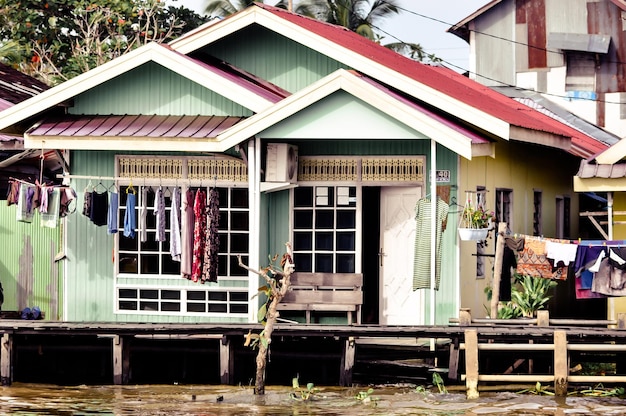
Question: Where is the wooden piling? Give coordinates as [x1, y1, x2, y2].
[112, 335, 130, 385]
[464, 329, 479, 399]
[490, 223, 507, 319]
[1, 333, 11, 386]
[220, 335, 234, 385]
[340, 337, 356, 387]
[554, 330, 568, 396]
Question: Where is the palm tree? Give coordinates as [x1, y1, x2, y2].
[300, 0, 399, 40]
[204, 0, 260, 19]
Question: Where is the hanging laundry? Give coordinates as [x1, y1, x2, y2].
[6, 180, 20, 206]
[40, 188, 60, 228]
[574, 245, 604, 290]
[412, 196, 449, 291]
[82, 188, 92, 219]
[202, 188, 220, 283]
[123, 192, 136, 238]
[16, 182, 36, 223]
[516, 236, 568, 280]
[170, 187, 182, 262]
[191, 189, 207, 283]
[154, 186, 166, 242]
[38, 185, 50, 214]
[59, 187, 77, 217]
[181, 189, 195, 280]
[90, 190, 109, 227]
[545, 240, 578, 267]
[139, 187, 149, 243]
[591, 247, 626, 296]
[107, 191, 119, 234]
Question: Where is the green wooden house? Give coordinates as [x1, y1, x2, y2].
[0, 4, 608, 325]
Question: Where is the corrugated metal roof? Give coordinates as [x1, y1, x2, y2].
[577, 159, 626, 178]
[27, 115, 245, 139]
[0, 63, 49, 104]
[253, 4, 607, 158]
[358, 73, 491, 145]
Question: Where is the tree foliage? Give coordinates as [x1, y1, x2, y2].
[205, 0, 434, 62]
[0, 0, 209, 84]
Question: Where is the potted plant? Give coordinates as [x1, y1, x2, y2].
[458, 204, 495, 241]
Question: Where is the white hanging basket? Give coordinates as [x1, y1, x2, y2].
[458, 227, 489, 241]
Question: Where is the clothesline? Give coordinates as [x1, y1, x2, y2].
[56, 174, 220, 187]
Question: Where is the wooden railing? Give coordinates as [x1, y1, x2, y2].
[451, 309, 626, 398]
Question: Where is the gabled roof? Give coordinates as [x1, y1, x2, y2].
[217, 69, 488, 159]
[0, 42, 288, 134]
[447, 1, 501, 42]
[170, 3, 605, 157]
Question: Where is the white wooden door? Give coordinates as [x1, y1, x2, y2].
[379, 187, 425, 325]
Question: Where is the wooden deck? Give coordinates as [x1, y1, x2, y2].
[0, 311, 625, 396]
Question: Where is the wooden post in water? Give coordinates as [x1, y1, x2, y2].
[490, 222, 507, 319]
[464, 329, 479, 399]
[220, 335, 234, 384]
[340, 337, 355, 386]
[554, 330, 568, 396]
[1, 333, 12, 386]
[112, 335, 130, 385]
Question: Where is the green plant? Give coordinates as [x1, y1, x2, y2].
[579, 384, 625, 397]
[354, 387, 378, 404]
[290, 376, 318, 401]
[432, 372, 447, 394]
[517, 382, 554, 395]
[460, 204, 494, 229]
[511, 275, 557, 318]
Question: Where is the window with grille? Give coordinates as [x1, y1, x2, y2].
[115, 186, 250, 316]
[292, 186, 357, 273]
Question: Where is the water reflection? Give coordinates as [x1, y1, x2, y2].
[0, 383, 625, 415]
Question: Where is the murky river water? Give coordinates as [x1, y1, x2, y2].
[1, 383, 625, 415]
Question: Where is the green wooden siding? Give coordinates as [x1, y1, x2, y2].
[65, 150, 249, 323]
[202, 25, 347, 93]
[261, 141, 460, 325]
[71, 62, 253, 117]
[0, 203, 62, 319]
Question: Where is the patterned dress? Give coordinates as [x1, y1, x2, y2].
[191, 189, 207, 283]
[202, 188, 220, 283]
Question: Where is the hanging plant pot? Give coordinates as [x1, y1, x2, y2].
[458, 227, 489, 241]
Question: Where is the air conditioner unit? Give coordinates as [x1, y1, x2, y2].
[265, 143, 298, 183]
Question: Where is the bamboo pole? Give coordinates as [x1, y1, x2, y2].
[490, 222, 507, 319]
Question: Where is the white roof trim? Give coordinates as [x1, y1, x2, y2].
[0, 42, 274, 132]
[217, 69, 475, 159]
[170, 6, 509, 140]
[594, 138, 626, 165]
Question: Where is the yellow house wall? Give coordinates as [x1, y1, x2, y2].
[458, 140, 581, 318]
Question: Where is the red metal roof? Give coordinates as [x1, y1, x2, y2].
[254, 3, 607, 158]
[356, 72, 490, 145]
[27, 115, 245, 139]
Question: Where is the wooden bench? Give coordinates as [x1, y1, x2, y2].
[277, 272, 363, 325]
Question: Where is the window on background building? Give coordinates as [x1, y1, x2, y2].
[533, 190, 542, 237]
[476, 186, 487, 279]
[555, 195, 571, 239]
[495, 188, 513, 233]
[292, 185, 357, 273]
